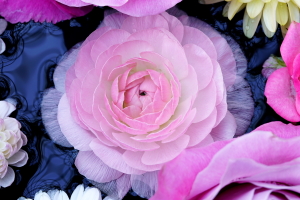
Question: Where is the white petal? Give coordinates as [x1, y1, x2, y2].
[0, 166, 14, 187]
[70, 184, 84, 200]
[8, 150, 28, 167]
[288, 1, 300, 22]
[0, 38, 6, 54]
[276, 2, 289, 25]
[228, 0, 244, 20]
[0, 19, 7, 35]
[246, 0, 265, 18]
[0, 101, 15, 118]
[262, 13, 277, 37]
[34, 191, 52, 200]
[82, 187, 101, 200]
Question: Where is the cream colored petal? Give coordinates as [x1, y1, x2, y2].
[276, 2, 289, 25]
[246, 0, 265, 18]
[262, 14, 277, 37]
[292, 0, 300, 7]
[243, 11, 262, 38]
[223, 2, 230, 17]
[263, 0, 278, 32]
[278, 0, 289, 2]
[281, 15, 290, 37]
[239, 0, 253, 3]
[0, 101, 15, 118]
[261, 0, 272, 2]
[228, 0, 244, 19]
[288, 1, 300, 22]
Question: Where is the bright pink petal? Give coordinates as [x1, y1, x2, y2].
[256, 121, 300, 139]
[56, 0, 91, 6]
[83, 0, 127, 6]
[210, 111, 236, 141]
[265, 67, 300, 122]
[150, 141, 228, 200]
[280, 22, 300, 74]
[112, 0, 182, 17]
[0, 0, 93, 24]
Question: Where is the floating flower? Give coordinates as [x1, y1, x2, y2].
[18, 184, 102, 200]
[202, 0, 300, 38]
[151, 121, 300, 200]
[265, 22, 300, 122]
[42, 10, 253, 199]
[0, 19, 7, 54]
[0, 100, 28, 187]
[55, 0, 182, 17]
[0, 0, 93, 24]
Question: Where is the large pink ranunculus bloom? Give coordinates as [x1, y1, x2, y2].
[42, 11, 253, 199]
[265, 22, 300, 122]
[151, 121, 300, 200]
[0, 0, 93, 24]
[56, 0, 182, 17]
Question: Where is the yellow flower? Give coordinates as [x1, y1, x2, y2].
[200, 0, 300, 38]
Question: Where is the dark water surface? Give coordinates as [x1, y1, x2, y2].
[0, 0, 284, 199]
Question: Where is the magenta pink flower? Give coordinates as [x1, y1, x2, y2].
[42, 11, 253, 199]
[265, 22, 300, 122]
[0, 0, 93, 24]
[151, 121, 300, 200]
[56, 0, 182, 17]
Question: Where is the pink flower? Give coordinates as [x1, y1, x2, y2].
[0, 100, 28, 188]
[0, 0, 93, 24]
[151, 121, 300, 200]
[55, 0, 182, 17]
[42, 11, 253, 199]
[265, 22, 300, 122]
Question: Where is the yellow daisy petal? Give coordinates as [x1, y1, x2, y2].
[261, 0, 272, 3]
[263, 0, 278, 32]
[277, 0, 289, 3]
[239, 0, 253, 3]
[243, 11, 262, 38]
[246, 0, 265, 18]
[288, 1, 300, 22]
[276, 2, 289, 25]
[262, 15, 277, 37]
[228, 0, 244, 20]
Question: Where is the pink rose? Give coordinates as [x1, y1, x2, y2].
[55, 0, 182, 17]
[151, 121, 300, 200]
[265, 22, 300, 122]
[42, 11, 253, 199]
[0, 0, 93, 24]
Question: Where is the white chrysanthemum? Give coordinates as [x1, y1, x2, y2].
[0, 100, 28, 187]
[200, 0, 300, 38]
[0, 18, 7, 54]
[18, 184, 102, 200]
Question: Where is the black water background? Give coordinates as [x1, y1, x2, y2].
[0, 0, 285, 199]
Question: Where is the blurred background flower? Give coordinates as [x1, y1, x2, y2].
[0, 100, 28, 188]
[0, 18, 7, 54]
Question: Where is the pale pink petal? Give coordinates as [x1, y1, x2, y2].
[179, 65, 198, 102]
[7, 150, 28, 167]
[57, 94, 96, 151]
[90, 139, 145, 174]
[75, 151, 123, 182]
[181, 26, 218, 61]
[112, 0, 182, 17]
[123, 151, 163, 171]
[121, 15, 169, 34]
[265, 67, 300, 122]
[280, 22, 300, 74]
[131, 171, 159, 199]
[141, 134, 190, 165]
[210, 111, 236, 141]
[0, 0, 93, 24]
[183, 44, 214, 91]
[91, 29, 131, 63]
[128, 28, 189, 80]
[192, 80, 217, 123]
[160, 12, 184, 42]
[83, 0, 127, 6]
[186, 109, 217, 147]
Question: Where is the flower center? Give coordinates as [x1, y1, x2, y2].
[139, 91, 147, 96]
